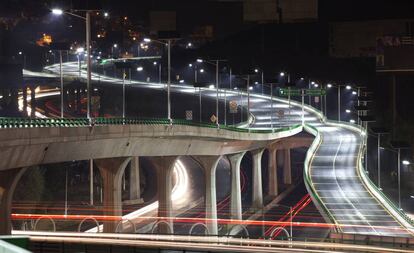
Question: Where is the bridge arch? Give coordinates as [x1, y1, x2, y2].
[151, 220, 173, 234]
[227, 224, 249, 238]
[34, 216, 56, 232]
[269, 226, 291, 241]
[115, 219, 136, 233]
[188, 222, 210, 235]
[78, 217, 100, 232]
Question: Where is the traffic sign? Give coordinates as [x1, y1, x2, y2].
[185, 110, 193, 120]
[229, 100, 238, 113]
[279, 88, 301, 97]
[305, 89, 326, 96]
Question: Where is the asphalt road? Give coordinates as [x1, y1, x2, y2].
[38, 62, 414, 237]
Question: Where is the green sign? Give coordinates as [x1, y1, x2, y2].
[305, 89, 326, 96]
[279, 88, 301, 97]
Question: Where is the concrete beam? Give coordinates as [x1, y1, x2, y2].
[95, 157, 131, 233]
[228, 152, 246, 221]
[0, 167, 27, 235]
[192, 155, 222, 235]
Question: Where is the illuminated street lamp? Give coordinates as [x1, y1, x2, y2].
[52, 8, 93, 120]
[327, 83, 353, 121]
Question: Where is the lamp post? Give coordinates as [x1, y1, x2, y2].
[52, 8, 93, 120]
[327, 84, 352, 121]
[196, 58, 226, 128]
[390, 141, 411, 209]
[143, 38, 175, 123]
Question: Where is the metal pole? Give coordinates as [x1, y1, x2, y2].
[90, 159, 93, 206]
[290, 206, 293, 240]
[324, 93, 327, 118]
[167, 40, 171, 123]
[271, 84, 273, 132]
[65, 168, 68, 216]
[122, 69, 125, 118]
[59, 51, 64, 118]
[86, 11, 91, 120]
[338, 86, 341, 121]
[261, 71, 264, 95]
[378, 134, 381, 189]
[308, 80, 311, 105]
[398, 148, 401, 209]
[78, 54, 81, 77]
[216, 61, 219, 128]
[199, 88, 202, 123]
[301, 89, 305, 126]
[159, 64, 162, 83]
[224, 89, 227, 126]
[247, 75, 250, 118]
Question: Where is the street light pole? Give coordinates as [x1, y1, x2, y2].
[59, 51, 64, 118]
[215, 60, 219, 128]
[338, 86, 341, 122]
[398, 148, 401, 209]
[85, 11, 91, 120]
[167, 39, 172, 123]
[378, 134, 382, 189]
[261, 71, 264, 95]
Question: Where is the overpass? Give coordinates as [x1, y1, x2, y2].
[1, 62, 413, 241]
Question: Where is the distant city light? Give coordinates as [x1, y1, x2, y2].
[137, 66, 143, 71]
[402, 160, 410, 165]
[346, 85, 352, 90]
[187, 42, 192, 47]
[196, 59, 203, 63]
[350, 119, 356, 123]
[311, 81, 315, 85]
[18, 51, 22, 55]
[352, 91, 357, 95]
[143, 38, 151, 43]
[179, 80, 185, 83]
[300, 77, 304, 80]
[153, 61, 157, 65]
[254, 69, 259, 73]
[280, 72, 285, 77]
[248, 86, 253, 90]
[209, 84, 215, 89]
[327, 83, 333, 88]
[76, 47, 84, 53]
[104, 12, 109, 17]
[255, 81, 258, 84]
[199, 69, 204, 73]
[346, 109, 351, 113]
[188, 63, 193, 67]
[233, 87, 238, 90]
[51, 8, 63, 15]
[314, 83, 319, 88]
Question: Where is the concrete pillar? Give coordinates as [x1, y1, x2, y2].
[268, 148, 278, 196]
[30, 87, 35, 117]
[129, 157, 142, 203]
[149, 156, 178, 234]
[228, 152, 246, 221]
[251, 149, 264, 209]
[283, 149, 292, 185]
[95, 157, 131, 233]
[0, 168, 27, 235]
[22, 87, 27, 115]
[193, 155, 221, 235]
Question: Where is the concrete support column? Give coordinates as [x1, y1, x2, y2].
[0, 168, 27, 235]
[251, 149, 264, 209]
[95, 157, 131, 233]
[283, 149, 292, 185]
[193, 156, 221, 235]
[228, 152, 246, 221]
[22, 87, 28, 115]
[129, 157, 142, 203]
[30, 86, 35, 117]
[268, 148, 278, 196]
[149, 156, 178, 234]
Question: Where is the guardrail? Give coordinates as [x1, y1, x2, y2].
[0, 117, 302, 135]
